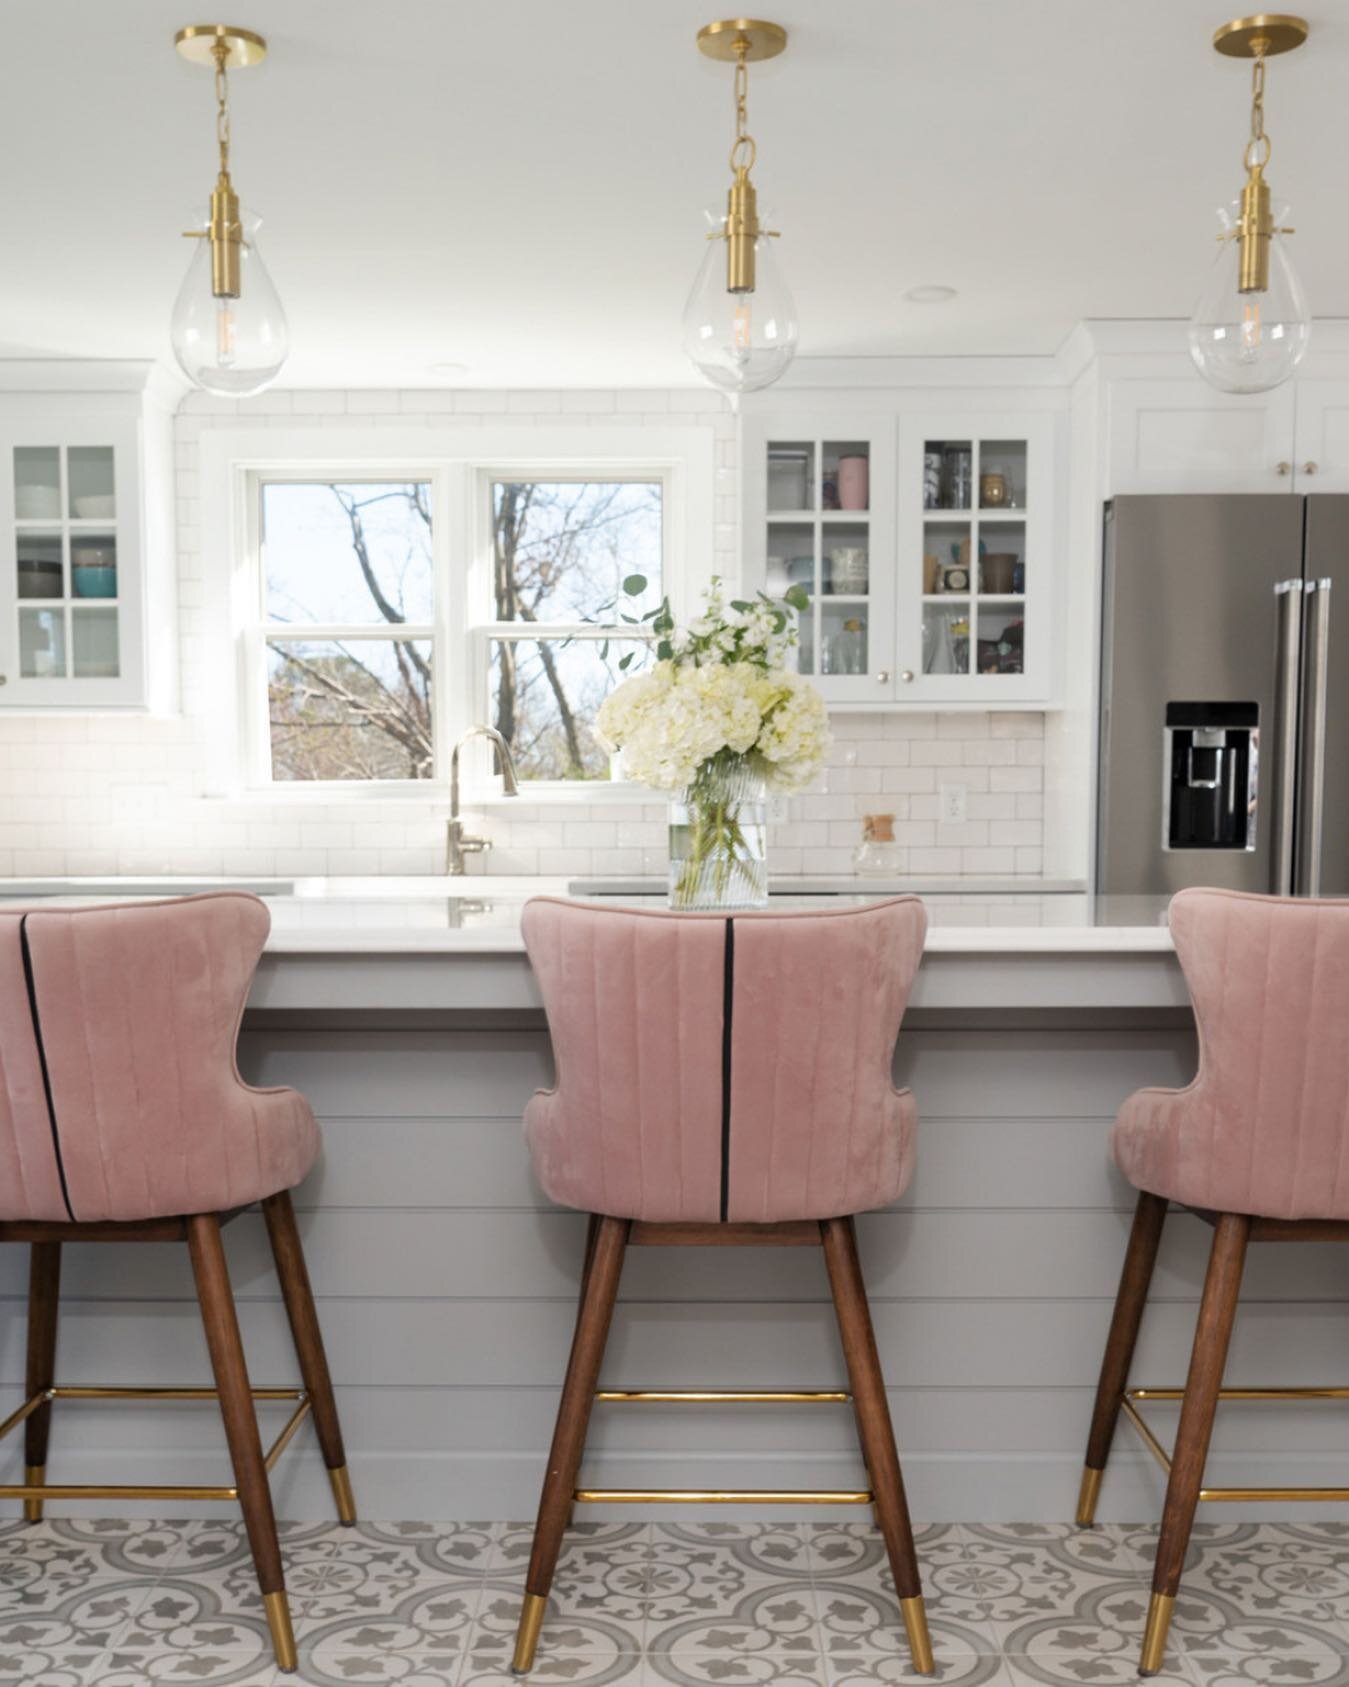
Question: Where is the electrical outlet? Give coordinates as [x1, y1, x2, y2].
[940, 782, 968, 824]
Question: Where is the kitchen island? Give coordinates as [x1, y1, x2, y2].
[2, 879, 1346, 1523]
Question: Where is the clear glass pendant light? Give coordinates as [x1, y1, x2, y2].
[683, 211, 798, 393]
[1188, 200, 1309, 393]
[171, 208, 289, 396]
[1188, 20, 1312, 395]
[170, 26, 287, 396]
[686, 21, 796, 394]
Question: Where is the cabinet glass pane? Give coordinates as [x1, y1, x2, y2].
[823, 441, 869, 512]
[821, 603, 868, 676]
[17, 531, 64, 599]
[925, 440, 972, 511]
[766, 442, 813, 513]
[72, 607, 120, 677]
[923, 604, 970, 676]
[822, 523, 868, 597]
[14, 447, 61, 521]
[924, 521, 972, 597]
[979, 521, 1025, 596]
[766, 521, 814, 600]
[976, 605, 1024, 676]
[68, 447, 116, 520]
[71, 533, 118, 599]
[979, 439, 1027, 511]
[19, 607, 66, 678]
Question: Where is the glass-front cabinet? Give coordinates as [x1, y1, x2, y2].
[897, 413, 1054, 703]
[744, 407, 1057, 705]
[745, 416, 897, 704]
[0, 419, 146, 705]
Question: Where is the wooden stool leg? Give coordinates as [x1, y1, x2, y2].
[188, 1214, 297, 1674]
[512, 1215, 629, 1676]
[821, 1215, 933, 1676]
[262, 1191, 356, 1525]
[1139, 1212, 1249, 1677]
[1077, 1191, 1168, 1525]
[23, 1242, 61, 1524]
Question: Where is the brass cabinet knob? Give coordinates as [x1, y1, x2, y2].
[900, 670, 914, 683]
[1303, 461, 1320, 475]
[1277, 460, 1292, 475]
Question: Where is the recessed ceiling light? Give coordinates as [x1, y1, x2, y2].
[427, 360, 469, 375]
[904, 285, 958, 304]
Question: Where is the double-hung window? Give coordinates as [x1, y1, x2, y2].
[254, 477, 437, 783]
[220, 427, 709, 791]
[477, 475, 664, 782]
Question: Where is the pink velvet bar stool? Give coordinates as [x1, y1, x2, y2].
[0, 892, 355, 1673]
[1077, 887, 1349, 1675]
[510, 893, 934, 1676]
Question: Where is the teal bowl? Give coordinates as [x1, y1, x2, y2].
[73, 564, 117, 599]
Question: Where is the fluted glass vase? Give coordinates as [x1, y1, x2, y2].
[668, 754, 769, 911]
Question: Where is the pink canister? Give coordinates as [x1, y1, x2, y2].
[837, 455, 869, 511]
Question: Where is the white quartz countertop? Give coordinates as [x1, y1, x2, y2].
[0, 874, 1175, 955]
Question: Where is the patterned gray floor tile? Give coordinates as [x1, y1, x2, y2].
[644, 1651, 830, 1684]
[0, 1650, 108, 1687]
[462, 1578, 645, 1670]
[645, 1577, 820, 1657]
[824, 1655, 1013, 1687]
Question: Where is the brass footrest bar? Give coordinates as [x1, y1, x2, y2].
[596, 1389, 851, 1404]
[1122, 1386, 1349, 1502]
[575, 1487, 874, 1505]
[0, 1385, 312, 1505]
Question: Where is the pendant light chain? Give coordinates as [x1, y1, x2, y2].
[729, 41, 757, 174]
[213, 41, 233, 177]
[1245, 46, 1270, 170]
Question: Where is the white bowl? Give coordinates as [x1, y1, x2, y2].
[16, 485, 60, 519]
[74, 494, 116, 519]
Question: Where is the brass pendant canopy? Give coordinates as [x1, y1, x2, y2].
[696, 18, 787, 62]
[1213, 13, 1308, 57]
[174, 23, 267, 67]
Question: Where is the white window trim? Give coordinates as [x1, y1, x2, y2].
[198, 424, 716, 801]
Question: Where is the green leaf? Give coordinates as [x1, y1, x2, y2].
[618, 652, 635, 670]
[657, 639, 673, 661]
[784, 584, 810, 612]
[730, 599, 753, 612]
[600, 639, 610, 660]
[622, 573, 648, 597]
[620, 614, 638, 624]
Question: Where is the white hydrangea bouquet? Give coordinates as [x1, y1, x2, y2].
[596, 575, 830, 909]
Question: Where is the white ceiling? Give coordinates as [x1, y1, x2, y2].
[5, 0, 1347, 387]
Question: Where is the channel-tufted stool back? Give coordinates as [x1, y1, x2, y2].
[521, 894, 927, 1223]
[0, 892, 318, 1223]
[1113, 886, 1349, 1220]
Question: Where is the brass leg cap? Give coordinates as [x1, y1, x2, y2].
[22, 1466, 45, 1525]
[1076, 1466, 1104, 1529]
[329, 1463, 357, 1526]
[264, 1589, 299, 1674]
[511, 1591, 547, 1676]
[1139, 1591, 1175, 1677]
[900, 1595, 935, 1675]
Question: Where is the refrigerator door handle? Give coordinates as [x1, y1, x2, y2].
[1297, 577, 1333, 896]
[1273, 577, 1305, 895]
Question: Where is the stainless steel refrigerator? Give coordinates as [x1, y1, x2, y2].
[1097, 494, 1349, 896]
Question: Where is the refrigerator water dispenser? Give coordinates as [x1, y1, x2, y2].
[1163, 702, 1259, 851]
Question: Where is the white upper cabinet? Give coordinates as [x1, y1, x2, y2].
[741, 414, 898, 704]
[1106, 377, 1298, 494]
[742, 399, 1062, 708]
[1289, 378, 1349, 492]
[0, 364, 178, 710]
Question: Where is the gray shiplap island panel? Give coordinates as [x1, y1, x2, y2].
[1, 929, 1346, 1523]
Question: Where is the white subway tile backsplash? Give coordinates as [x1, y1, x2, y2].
[0, 386, 1047, 882]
